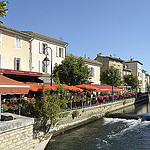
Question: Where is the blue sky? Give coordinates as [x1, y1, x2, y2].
[2, 0, 150, 73]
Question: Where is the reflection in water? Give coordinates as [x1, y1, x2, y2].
[46, 102, 150, 150]
[110, 102, 149, 115]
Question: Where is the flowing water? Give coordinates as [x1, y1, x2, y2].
[46, 102, 150, 150]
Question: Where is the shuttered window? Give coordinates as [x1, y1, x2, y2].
[15, 36, 21, 49]
[91, 67, 95, 77]
[56, 47, 65, 58]
[14, 57, 21, 70]
[0, 32, 2, 44]
[0, 54, 2, 68]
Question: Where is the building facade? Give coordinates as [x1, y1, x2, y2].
[125, 59, 143, 92]
[95, 53, 124, 79]
[67, 54, 102, 84]
[0, 26, 42, 82]
[22, 31, 68, 83]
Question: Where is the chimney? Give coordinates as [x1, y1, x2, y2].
[97, 53, 102, 57]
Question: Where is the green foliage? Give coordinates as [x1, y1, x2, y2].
[123, 74, 139, 89]
[52, 55, 91, 85]
[2, 103, 8, 112]
[72, 110, 79, 119]
[39, 78, 69, 132]
[123, 100, 127, 105]
[0, 1, 8, 24]
[101, 66, 122, 86]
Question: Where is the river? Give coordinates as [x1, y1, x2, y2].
[45, 102, 150, 150]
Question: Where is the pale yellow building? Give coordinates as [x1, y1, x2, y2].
[0, 26, 31, 72]
[67, 53, 102, 84]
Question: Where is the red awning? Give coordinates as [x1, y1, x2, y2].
[75, 84, 98, 90]
[52, 84, 83, 92]
[118, 86, 132, 89]
[0, 68, 42, 77]
[29, 84, 57, 91]
[88, 84, 123, 92]
[0, 75, 30, 94]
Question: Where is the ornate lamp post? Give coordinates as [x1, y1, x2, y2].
[108, 71, 114, 95]
[43, 47, 53, 86]
[129, 74, 133, 93]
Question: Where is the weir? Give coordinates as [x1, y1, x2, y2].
[105, 113, 150, 121]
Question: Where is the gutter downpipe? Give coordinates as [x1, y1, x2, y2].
[29, 38, 34, 72]
[64, 43, 69, 57]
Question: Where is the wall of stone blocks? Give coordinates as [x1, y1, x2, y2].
[0, 125, 33, 150]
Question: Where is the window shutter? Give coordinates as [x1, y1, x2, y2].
[14, 57, 17, 70]
[47, 44, 50, 55]
[62, 48, 65, 58]
[0, 55, 1, 68]
[39, 60, 42, 72]
[0, 32, 2, 44]
[93, 68, 95, 77]
[39, 42, 42, 54]
[15, 37, 17, 48]
[56, 47, 59, 57]
[19, 38, 21, 48]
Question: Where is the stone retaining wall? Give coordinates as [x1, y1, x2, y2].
[50, 98, 136, 134]
[0, 113, 34, 150]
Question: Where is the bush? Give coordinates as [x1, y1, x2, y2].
[2, 103, 8, 112]
[72, 110, 79, 119]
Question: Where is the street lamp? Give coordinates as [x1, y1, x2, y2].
[43, 47, 53, 86]
[129, 74, 133, 93]
[108, 71, 114, 95]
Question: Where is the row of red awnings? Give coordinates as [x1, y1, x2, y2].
[0, 75, 132, 95]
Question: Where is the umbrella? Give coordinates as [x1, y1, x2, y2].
[75, 84, 98, 90]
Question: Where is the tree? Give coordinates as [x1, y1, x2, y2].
[101, 66, 122, 86]
[0, 1, 8, 24]
[52, 55, 91, 85]
[123, 74, 139, 89]
[39, 78, 69, 133]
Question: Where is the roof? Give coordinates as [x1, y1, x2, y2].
[125, 60, 143, 65]
[0, 25, 32, 39]
[22, 31, 68, 46]
[95, 55, 124, 62]
[123, 68, 132, 72]
[67, 53, 103, 66]
[0, 75, 30, 94]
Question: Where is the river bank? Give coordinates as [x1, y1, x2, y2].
[35, 95, 150, 149]
[46, 102, 150, 150]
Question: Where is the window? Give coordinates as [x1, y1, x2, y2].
[118, 62, 120, 66]
[113, 61, 116, 66]
[15, 36, 21, 49]
[59, 48, 63, 57]
[0, 54, 2, 68]
[14, 57, 21, 70]
[119, 69, 121, 76]
[42, 61, 46, 73]
[0, 31, 2, 44]
[42, 43, 48, 55]
[56, 47, 65, 58]
[39, 42, 48, 54]
[91, 67, 95, 77]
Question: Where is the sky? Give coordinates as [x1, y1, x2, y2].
[1, 0, 150, 73]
